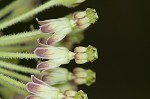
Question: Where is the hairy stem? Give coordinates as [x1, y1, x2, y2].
[0, 30, 43, 46]
[0, 45, 35, 52]
[0, 0, 20, 18]
[0, 0, 60, 30]
[0, 80, 29, 96]
[0, 74, 26, 90]
[0, 60, 40, 74]
[0, 68, 31, 82]
[0, 0, 39, 23]
[0, 51, 37, 59]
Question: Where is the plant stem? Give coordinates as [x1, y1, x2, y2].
[0, 30, 43, 46]
[0, 74, 26, 90]
[0, 0, 20, 18]
[0, 60, 40, 74]
[0, 80, 29, 96]
[0, 0, 59, 30]
[0, 51, 37, 59]
[0, 45, 35, 52]
[0, 0, 39, 23]
[0, 68, 31, 82]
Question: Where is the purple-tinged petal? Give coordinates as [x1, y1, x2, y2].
[34, 47, 66, 59]
[39, 19, 64, 34]
[37, 39, 49, 47]
[34, 47, 50, 59]
[26, 82, 41, 96]
[41, 70, 68, 85]
[13, 94, 25, 99]
[31, 75, 48, 86]
[41, 75, 49, 82]
[26, 82, 59, 97]
[41, 75, 56, 85]
[46, 34, 66, 45]
[45, 23, 72, 45]
[37, 61, 60, 72]
[39, 24, 55, 34]
[25, 95, 43, 99]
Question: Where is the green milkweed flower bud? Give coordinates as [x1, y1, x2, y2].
[34, 46, 75, 71]
[41, 67, 73, 85]
[74, 45, 98, 64]
[26, 75, 88, 99]
[74, 8, 99, 29]
[37, 8, 98, 46]
[73, 67, 96, 86]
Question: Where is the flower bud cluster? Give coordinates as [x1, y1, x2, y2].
[41, 67, 72, 85]
[63, 90, 88, 99]
[73, 67, 96, 86]
[25, 2, 99, 99]
[74, 45, 98, 64]
[74, 8, 99, 29]
[34, 46, 75, 71]
[37, 8, 98, 46]
[39, 67, 96, 87]
[26, 75, 88, 99]
[0, 0, 99, 99]
[34, 45, 98, 71]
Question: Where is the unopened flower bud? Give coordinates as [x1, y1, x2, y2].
[57, 32, 84, 49]
[86, 45, 98, 62]
[41, 67, 73, 85]
[74, 78, 86, 85]
[63, 90, 88, 99]
[74, 47, 87, 53]
[74, 8, 98, 29]
[37, 8, 98, 46]
[54, 82, 77, 92]
[73, 68, 96, 86]
[75, 59, 87, 64]
[34, 46, 75, 71]
[74, 12, 86, 19]
[26, 75, 63, 99]
[65, 97, 74, 99]
[12, 94, 25, 99]
[64, 90, 77, 97]
[37, 18, 72, 45]
[74, 90, 88, 99]
[74, 45, 98, 64]
[75, 53, 87, 60]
